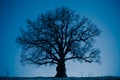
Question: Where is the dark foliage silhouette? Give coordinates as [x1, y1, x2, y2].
[16, 7, 101, 77]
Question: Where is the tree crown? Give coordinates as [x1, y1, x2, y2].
[16, 7, 101, 66]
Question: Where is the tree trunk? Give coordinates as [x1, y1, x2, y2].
[55, 60, 67, 77]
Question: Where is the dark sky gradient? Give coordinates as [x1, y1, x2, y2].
[0, 0, 120, 77]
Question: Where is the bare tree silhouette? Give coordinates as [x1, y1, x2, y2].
[16, 7, 101, 77]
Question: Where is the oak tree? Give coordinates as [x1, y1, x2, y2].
[16, 7, 101, 77]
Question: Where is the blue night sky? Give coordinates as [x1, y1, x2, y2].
[0, 0, 120, 77]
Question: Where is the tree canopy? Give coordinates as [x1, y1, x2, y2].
[16, 7, 101, 77]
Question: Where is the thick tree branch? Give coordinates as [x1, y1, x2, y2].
[24, 58, 58, 65]
[65, 56, 92, 63]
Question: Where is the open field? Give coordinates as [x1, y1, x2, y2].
[0, 76, 120, 80]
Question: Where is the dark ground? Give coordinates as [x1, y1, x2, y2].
[0, 76, 120, 80]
